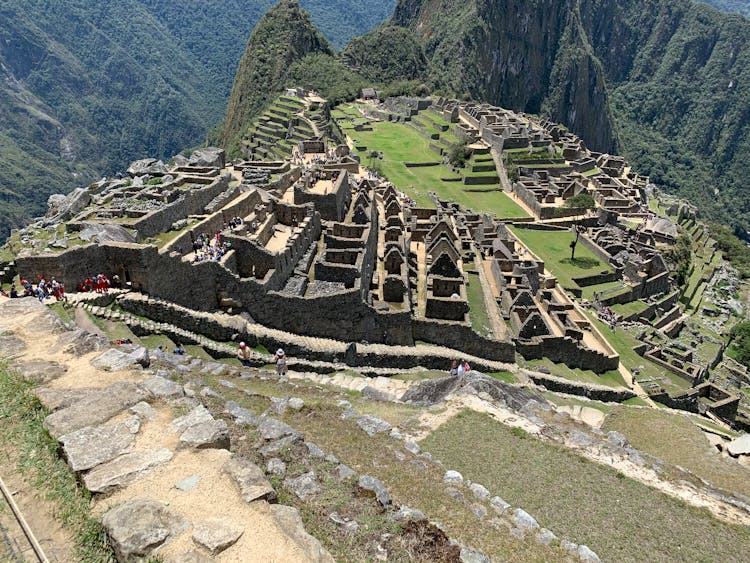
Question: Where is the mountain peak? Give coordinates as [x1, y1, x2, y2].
[219, 0, 333, 154]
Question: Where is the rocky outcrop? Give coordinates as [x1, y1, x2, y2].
[84, 449, 174, 494]
[127, 158, 168, 177]
[189, 147, 225, 168]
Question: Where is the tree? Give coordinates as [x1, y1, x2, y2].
[570, 223, 586, 261]
[729, 321, 750, 368]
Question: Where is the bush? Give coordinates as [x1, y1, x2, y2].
[564, 193, 595, 209]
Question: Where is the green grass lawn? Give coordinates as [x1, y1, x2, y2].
[611, 300, 650, 318]
[508, 226, 611, 289]
[351, 120, 528, 218]
[466, 272, 493, 337]
[602, 408, 750, 498]
[588, 316, 692, 394]
[421, 410, 750, 562]
[525, 357, 626, 388]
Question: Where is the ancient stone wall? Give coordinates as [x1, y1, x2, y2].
[412, 319, 515, 362]
[516, 336, 619, 373]
[525, 372, 636, 402]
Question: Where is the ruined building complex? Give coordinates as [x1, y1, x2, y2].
[2, 91, 747, 428]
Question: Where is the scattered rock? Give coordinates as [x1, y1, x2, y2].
[362, 386, 397, 402]
[390, 428, 403, 440]
[560, 539, 578, 553]
[124, 416, 141, 434]
[128, 158, 167, 177]
[411, 460, 428, 472]
[189, 147, 225, 168]
[0, 335, 27, 357]
[36, 387, 96, 412]
[443, 470, 463, 484]
[336, 464, 357, 481]
[84, 449, 173, 494]
[470, 482, 490, 501]
[143, 376, 184, 399]
[537, 528, 558, 545]
[169, 405, 214, 434]
[224, 456, 276, 503]
[288, 397, 305, 410]
[218, 379, 237, 389]
[102, 498, 187, 560]
[56, 329, 109, 356]
[192, 518, 243, 555]
[167, 550, 213, 563]
[490, 496, 510, 515]
[200, 387, 222, 399]
[129, 401, 157, 420]
[358, 475, 392, 507]
[305, 442, 326, 459]
[513, 508, 539, 530]
[15, 360, 67, 383]
[175, 475, 202, 492]
[390, 505, 426, 522]
[404, 440, 420, 455]
[259, 435, 303, 458]
[578, 545, 601, 562]
[91, 348, 146, 372]
[284, 471, 323, 500]
[179, 420, 230, 450]
[565, 430, 595, 448]
[269, 397, 289, 415]
[60, 420, 137, 471]
[356, 415, 392, 436]
[269, 505, 335, 563]
[224, 401, 257, 425]
[267, 458, 287, 477]
[459, 546, 491, 563]
[258, 417, 301, 441]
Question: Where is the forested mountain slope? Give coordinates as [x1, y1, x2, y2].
[389, 0, 750, 233]
[0, 0, 394, 241]
[701, 0, 750, 17]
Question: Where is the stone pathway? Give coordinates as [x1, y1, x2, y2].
[0, 297, 332, 562]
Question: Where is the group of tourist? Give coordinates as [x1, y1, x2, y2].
[596, 305, 621, 330]
[226, 216, 244, 231]
[449, 359, 472, 376]
[1, 275, 66, 302]
[77, 274, 111, 294]
[237, 342, 288, 380]
[191, 232, 231, 263]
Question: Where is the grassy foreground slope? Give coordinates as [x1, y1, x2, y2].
[421, 410, 750, 562]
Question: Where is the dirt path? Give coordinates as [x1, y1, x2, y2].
[0, 297, 325, 561]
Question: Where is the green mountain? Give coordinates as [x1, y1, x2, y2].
[0, 0, 395, 241]
[389, 0, 750, 233]
[220, 0, 334, 155]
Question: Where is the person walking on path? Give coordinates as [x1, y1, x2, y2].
[274, 348, 288, 381]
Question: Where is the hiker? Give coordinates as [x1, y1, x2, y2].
[274, 348, 288, 380]
[449, 359, 459, 376]
[173, 342, 186, 355]
[237, 341, 253, 366]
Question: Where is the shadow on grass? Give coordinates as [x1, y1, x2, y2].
[560, 256, 600, 269]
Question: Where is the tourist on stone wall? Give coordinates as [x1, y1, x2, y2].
[450, 359, 459, 376]
[237, 342, 253, 366]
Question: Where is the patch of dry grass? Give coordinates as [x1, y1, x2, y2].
[602, 407, 750, 498]
[420, 410, 750, 562]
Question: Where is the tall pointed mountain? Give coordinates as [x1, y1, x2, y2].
[220, 0, 333, 155]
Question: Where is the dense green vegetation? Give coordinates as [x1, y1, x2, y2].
[564, 193, 596, 209]
[389, 0, 750, 233]
[219, 0, 333, 156]
[663, 233, 694, 287]
[709, 223, 750, 278]
[341, 25, 426, 83]
[0, 0, 396, 241]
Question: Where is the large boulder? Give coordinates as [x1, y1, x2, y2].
[45, 187, 91, 221]
[127, 158, 167, 177]
[728, 434, 750, 457]
[269, 505, 334, 563]
[223, 456, 276, 503]
[84, 449, 173, 493]
[44, 381, 150, 438]
[189, 147, 225, 168]
[78, 222, 137, 244]
[191, 518, 243, 555]
[169, 405, 214, 434]
[15, 360, 68, 384]
[102, 498, 187, 560]
[356, 415, 392, 437]
[179, 420, 230, 450]
[59, 419, 138, 472]
[56, 329, 109, 356]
